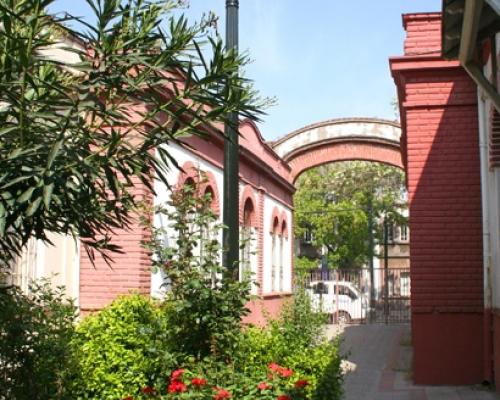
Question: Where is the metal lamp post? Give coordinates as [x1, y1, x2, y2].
[222, 0, 240, 276]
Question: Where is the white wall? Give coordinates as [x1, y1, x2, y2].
[262, 196, 293, 294]
[152, 142, 294, 297]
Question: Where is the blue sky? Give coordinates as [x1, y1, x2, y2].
[49, 1, 441, 140]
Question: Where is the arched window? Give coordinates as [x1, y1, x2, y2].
[271, 215, 280, 292]
[183, 176, 196, 192]
[200, 186, 216, 260]
[240, 198, 255, 281]
[279, 219, 287, 292]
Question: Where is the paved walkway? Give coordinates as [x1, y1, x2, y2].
[326, 324, 500, 400]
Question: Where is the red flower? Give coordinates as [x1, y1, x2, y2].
[278, 368, 293, 378]
[268, 362, 281, 371]
[294, 379, 309, 388]
[257, 381, 271, 390]
[277, 396, 292, 400]
[213, 387, 231, 399]
[122, 397, 133, 400]
[141, 386, 155, 394]
[168, 380, 187, 393]
[191, 377, 207, 387]
[171, 369, 185, 380]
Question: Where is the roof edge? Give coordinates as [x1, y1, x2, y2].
[271, 117, 401, 148]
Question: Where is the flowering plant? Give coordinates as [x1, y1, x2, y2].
[125, 363, 309, 400]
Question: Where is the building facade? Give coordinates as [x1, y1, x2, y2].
[11, 118, 295, 325]
[391, 6, 500, 387]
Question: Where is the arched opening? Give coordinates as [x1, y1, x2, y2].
[271, 118, 404, 182]
[271, 214, 280, 293]
[279, 219, 288, 292]
[240, 197, 256, 285]
[293, 159, 409, 324]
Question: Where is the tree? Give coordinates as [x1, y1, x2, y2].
[0, 0, 265, 265]
[294, 161, 407, 270]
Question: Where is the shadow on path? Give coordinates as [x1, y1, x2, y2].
[326, 324, 499, 400]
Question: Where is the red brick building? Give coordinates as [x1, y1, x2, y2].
[390, 3, 500, 387]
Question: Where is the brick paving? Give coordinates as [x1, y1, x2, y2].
[326, 324, 500, 400]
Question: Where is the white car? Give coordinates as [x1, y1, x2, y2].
[307, 280, 368, 323]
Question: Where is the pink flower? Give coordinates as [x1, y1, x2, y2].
[268, 362, 281, 371]
[191, 377, 207, 387]
[171, 369, 185, 380]
[213, 387, 231, 399]
[278, 368, 293, 378]
[294, 379, 309, 388]
[257, 381, 271, 390]
[168, 380, 187, 393]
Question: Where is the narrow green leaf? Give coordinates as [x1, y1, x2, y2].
[47, 138, 64, 169]
[18, 187, 35, 203]
[26, 196, 42, 217]
[43, 182, 54, 209]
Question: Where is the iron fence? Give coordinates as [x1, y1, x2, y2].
[305, 268, 411, 324]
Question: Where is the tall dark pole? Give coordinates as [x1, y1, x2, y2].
[223, 0, 239, 277]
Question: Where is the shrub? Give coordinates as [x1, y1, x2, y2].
[234, 286, 343, 400]
[0, 279, 77, 400]
[69, 294, 175, 400]
[144, 183, 252, 361]
[129, 361, 311, 399]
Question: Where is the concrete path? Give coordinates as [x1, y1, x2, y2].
[326, 324, 500, 400]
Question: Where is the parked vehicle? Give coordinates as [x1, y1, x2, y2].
[306, 280, 368, 323]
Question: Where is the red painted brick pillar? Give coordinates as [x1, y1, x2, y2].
[391, 13, 485, 384]
[79, 176, 153, 313]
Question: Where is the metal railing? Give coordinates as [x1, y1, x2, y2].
[305, 268, 411, 324]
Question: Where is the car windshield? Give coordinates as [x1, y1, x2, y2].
[333, 285, 358, 300]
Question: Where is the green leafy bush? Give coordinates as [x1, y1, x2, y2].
[0, 279, 77, 400]
[234, 287, 343, 400]
[70, 294, 175, 400]
[144, 183, 252, 361]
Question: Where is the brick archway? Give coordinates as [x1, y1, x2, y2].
[271, 118, 403, 181]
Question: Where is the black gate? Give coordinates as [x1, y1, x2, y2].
[306, 268, 411, 324]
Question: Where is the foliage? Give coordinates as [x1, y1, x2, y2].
[294, 256, 318, 281]
[124, 363, 309, 400]
[143, 181, 252, 361]
[294, 161, 407, 269]
[234, 287, 342, 400]
[69, 293, 175, 400]
[128, 363, 311, 400]
[0, 0, 266, 265]
[0, 279, 77, 400]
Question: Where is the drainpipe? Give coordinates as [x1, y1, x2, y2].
[477, 91, 493, 383]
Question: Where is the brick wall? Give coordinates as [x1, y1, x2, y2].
[391, 13, 485, 384]
[79, 176, 153, 312]
[403, 13, 442, 56]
